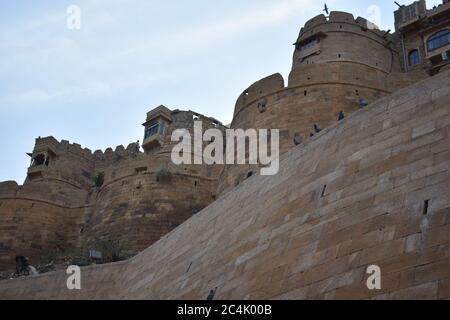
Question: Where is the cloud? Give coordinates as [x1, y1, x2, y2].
[186, 0, 315, 41]
[1, 82, 112, 105]
[1, 0, 318, 106]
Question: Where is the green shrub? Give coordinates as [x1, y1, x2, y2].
[92, 172, 105, 188]
[156, 168, 172, 182]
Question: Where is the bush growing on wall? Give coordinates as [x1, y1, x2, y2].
[92, 172, 105, 189]
[156, 167, 172, 182]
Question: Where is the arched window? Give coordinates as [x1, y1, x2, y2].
[427, 29, 450, 52]
[408, 49, 420, 66]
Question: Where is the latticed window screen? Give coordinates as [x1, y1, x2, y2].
[427, 30, 450, 52]
[145, 123, 159, 139]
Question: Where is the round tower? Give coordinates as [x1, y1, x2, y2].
[81, 108, 226, 257]
[218, 12, 400, 195]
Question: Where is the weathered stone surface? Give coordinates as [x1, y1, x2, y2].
[0, 68, 448, 299]
[1, 2, 449, 298]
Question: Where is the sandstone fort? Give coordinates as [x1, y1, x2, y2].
[0, 0, 449, 299]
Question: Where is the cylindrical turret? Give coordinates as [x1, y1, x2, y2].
[218, 12, 399, 195]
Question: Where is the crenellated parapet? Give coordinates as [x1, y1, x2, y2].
[0, 104, 227, 271]
[233, 74, 285, 118]
[293, 11, 398, 73]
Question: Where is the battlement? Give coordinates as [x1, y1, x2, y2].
[292, 10, 396, 74]
[299, 11, 388, 39]
[92, 143, 141, 159]
[32, 137, 94, 160]
[427, 0, 450, 18]
[0, 181, 19, 198]
[172, 109, 225, 129]
[234, 73, 285, 117]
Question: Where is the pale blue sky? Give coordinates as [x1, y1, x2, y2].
[0, 0, 443, 184]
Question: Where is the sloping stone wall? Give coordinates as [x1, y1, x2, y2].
[0, 70, 448, 300]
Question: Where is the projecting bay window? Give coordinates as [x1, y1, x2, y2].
[142, 105, 172, 153]
[297, 37, 320, 52]
[145, 122, 160, 139]
[142, 120, 168, 152]
[294, 31, 326, 63]
[427, 30, 450, 52]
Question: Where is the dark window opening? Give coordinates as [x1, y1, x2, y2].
[320, 185, 327, 198]
[186, 262, 192, 273]
[423, 200, 429, 215]
[408, 49, 420, 66]
[304, 90, 308, 96]
[257, 101, 267, 113]
[338, 54, 342, 58]
[194, 181, 197, 187]
[427, 29, 449, 52]
[135, 167, 147, 174]
[32, 154, 46, 166]
[145, 122, 159, 139]
[356, 90, 359, 96]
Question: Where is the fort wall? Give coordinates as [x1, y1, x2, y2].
[0, 197, 85, 270]
[0, 110, 225, 271]
[0, 69, 448, 299]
